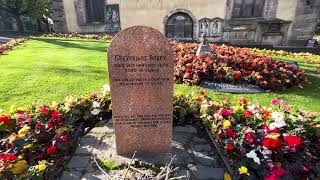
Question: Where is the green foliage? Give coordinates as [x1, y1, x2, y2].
[0, 0, 49, 17]
[100, 160, 122, 170]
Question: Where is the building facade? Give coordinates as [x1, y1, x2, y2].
[52, 0, 320, 46]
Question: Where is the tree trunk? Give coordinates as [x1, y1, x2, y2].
[14, 15, 24, 32]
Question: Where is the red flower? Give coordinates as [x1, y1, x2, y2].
[218, 132, 223, 140]
[226, 128, 237, 139]
[196, 98, 203, 103]
[55, 136, 62, 143]
[239, 97, 247, 105]
[263, 138, 281, 150]
[39, 106, 49, 115]
[200, 91, 205, 96]
[284, 135, 301, 149]
[51, 111, 61, 120]
[0, 115, 11, 126]
[244, 111, 253, 118]
[272, 167, 285, 176]
[0, 153, 16, 162]
[35, 122, 42, 129]
[245, 133, 254, 145]
[61, 135, 69, 142]
[263, 110, 270, 120]
[226, 143, 235, 151]
[47, 145, 57, 155]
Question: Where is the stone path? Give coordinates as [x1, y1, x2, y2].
[60, 120, 225, 180]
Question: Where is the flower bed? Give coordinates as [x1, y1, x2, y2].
[249, 48, 320, 64]
[172, 42, 306, 90]
[34, 33, 113, 41]
[0, 88, 111, 179]
[1, 87, 318, 179]
[0, 39, 27, 55]
[174, 91, 319, 179]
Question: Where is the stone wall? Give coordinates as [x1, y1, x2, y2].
[287, 0, 320, 45]
[63, 0, 227, 36]
[51, 0, 68, 32]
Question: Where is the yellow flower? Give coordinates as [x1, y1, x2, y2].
[224, 172, 232, 180]
[10, 105, 17, 113]
[17, 154, 24, 160]
[223, 120, 231, 128]
[10, 160, 28, 175]
[50, 101, 58, 108]
[23, 143, 33, 149]
[38, 161, 47, 171]
[18, 125, 31, 138]
[239, 166, 250, 176]
[270, 133, 280, 139]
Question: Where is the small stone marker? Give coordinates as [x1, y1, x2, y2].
[107, 26, 174, 156]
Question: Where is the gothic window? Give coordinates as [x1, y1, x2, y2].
[232, 0, 265, 18]
[85, 0, 105, 23]
[166, 12, 193, 40]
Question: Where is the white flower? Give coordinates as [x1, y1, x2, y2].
[248, 104, 256, 112]
[270, 112, 286, 129]
[91, 109, 101, 115]
[271, 112, 284, 121]
[0, 109, 3, 113]
[92, 101, 100, 108]
[103, 84, 110, 92]
[246, 150, 260, 165]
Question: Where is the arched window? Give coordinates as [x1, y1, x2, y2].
[166, 12, 193, 40]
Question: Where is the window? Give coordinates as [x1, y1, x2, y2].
[85, 0, 105, 23]
[232, 0, 265, 18]
[166, 12, 193, 40]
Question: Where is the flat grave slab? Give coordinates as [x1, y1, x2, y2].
[201, 81, 264, 94]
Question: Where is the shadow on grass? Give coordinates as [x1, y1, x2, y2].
[34, 39, 107, 53]
[275, 74, 320, 101]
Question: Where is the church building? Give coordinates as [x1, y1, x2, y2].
[51, 0, 320, 46]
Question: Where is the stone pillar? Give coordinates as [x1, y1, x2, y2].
[287, 0, 320, 46]
[264, 0, 279, 20]
[51, 0, 68, 32]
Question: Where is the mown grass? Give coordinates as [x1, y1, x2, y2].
[0, 38, 319, 112]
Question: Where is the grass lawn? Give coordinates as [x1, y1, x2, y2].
[0, 38, 319, 112]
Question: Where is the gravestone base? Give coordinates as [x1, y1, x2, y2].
[62, 120, 226, 179]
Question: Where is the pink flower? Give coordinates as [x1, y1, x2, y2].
[220, 108, 232, 117]
[309, 112, 317, 118]
[271, 99, 279, 106]
[271, 98, 285, 106]
[261, 124, 279, 133]
[284, 105, 292, 112]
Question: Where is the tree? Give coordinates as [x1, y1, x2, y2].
[0, 0, 49, 32]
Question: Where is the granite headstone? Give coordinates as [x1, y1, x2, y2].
[107, 26, 174, 156]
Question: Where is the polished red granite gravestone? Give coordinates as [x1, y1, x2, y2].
[107, 26, 174, 156]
